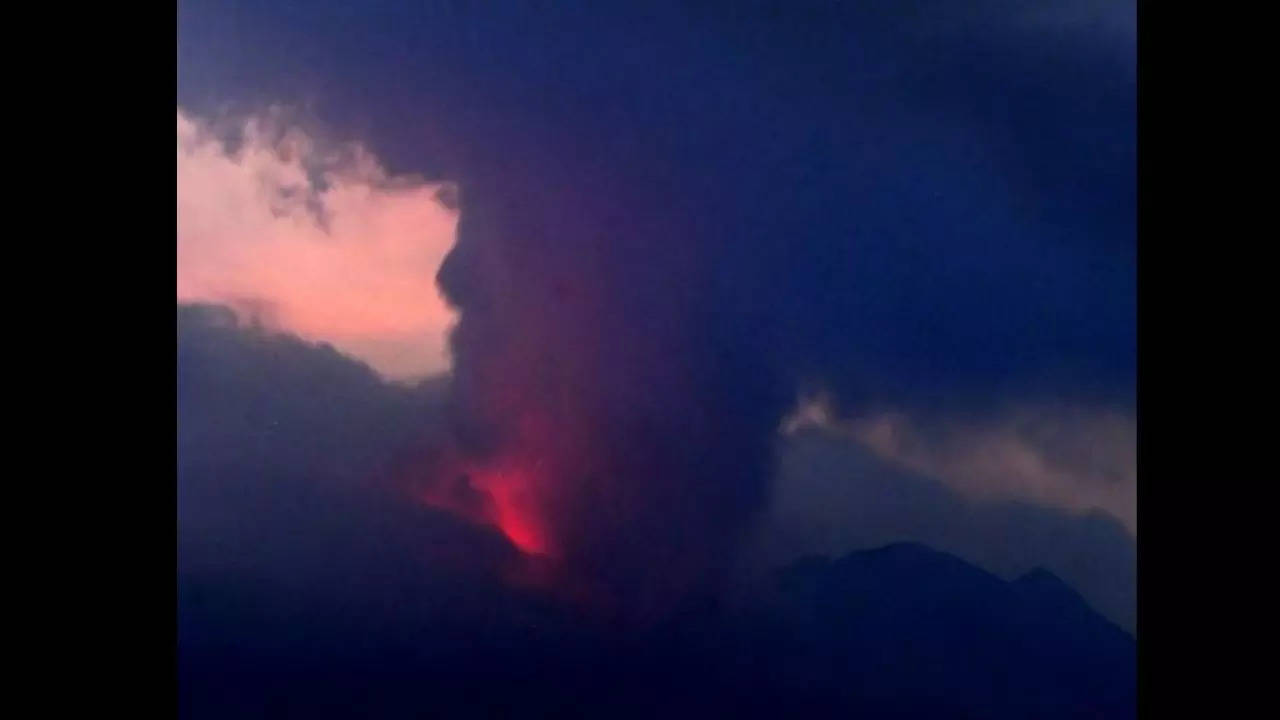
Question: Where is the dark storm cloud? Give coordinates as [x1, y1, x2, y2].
[178, 0, 1134, 615]
[178, 0, 1134, 410]
[401, 0, 1135, 410]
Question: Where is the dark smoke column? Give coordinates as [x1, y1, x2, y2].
[431, 151, 789, 619]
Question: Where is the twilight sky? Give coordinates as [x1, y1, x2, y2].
[177, 0, 1135, 633]
[177, 108, 459, 380]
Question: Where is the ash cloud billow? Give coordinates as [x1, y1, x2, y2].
[408, 160, 792, 616]
[395, 0, 1133, 618]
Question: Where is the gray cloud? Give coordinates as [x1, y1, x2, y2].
[781, 395, 1136, 534]
[748, 427, 1136, 631]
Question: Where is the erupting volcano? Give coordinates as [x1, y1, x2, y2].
[475, 466, 550, 556]
[415, 449, 556, 557]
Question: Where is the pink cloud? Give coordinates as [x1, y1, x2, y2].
[177, 108, 459, 381]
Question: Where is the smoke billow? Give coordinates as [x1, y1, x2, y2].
[391, 1, 1134, 618]
[395, 157, 791, 616]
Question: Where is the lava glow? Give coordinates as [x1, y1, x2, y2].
[474, 465, 552, 556]
[416, 454, 554, 557]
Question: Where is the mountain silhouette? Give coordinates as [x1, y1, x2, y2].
[180, 540, 1135, 718]
[731, 543, 1136, 718]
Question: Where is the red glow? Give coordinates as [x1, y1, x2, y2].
[415, 452, 555, 558]
[473, 465, 552, 556]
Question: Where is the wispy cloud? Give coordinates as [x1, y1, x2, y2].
[781, 394, 1136, 534]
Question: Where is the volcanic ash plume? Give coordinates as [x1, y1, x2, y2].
[404, 169, 788, 619]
